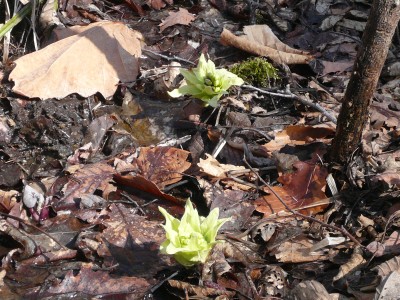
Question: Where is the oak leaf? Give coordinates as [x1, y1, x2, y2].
[10, 21, 143, 99]
[159, 8, 195, 32]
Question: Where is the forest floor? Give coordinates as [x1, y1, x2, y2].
[0, 0, 400, 299]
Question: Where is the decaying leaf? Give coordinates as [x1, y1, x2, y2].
[220, 25, 313, 65]
[159, 8, 195, 33]
[375, 271, 400, 300]
[272, 236, 329, 263]
[333, 247, 366, 282]
[10, 21, 143, 99]
[168, 279, 236, 298]
[373, 256, 400, 278]
[51, 162, 116, 210]
[43, 263, 151, 298]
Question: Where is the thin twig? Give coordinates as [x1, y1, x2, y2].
[120, 192, 146, 215]
[142, 49, 196, 65]
[242, 84, 337, 124]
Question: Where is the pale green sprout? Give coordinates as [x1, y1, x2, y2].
[158, 199, 231, 267]
[168, 54, 244, 107]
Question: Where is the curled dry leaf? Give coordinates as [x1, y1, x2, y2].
[159, 8, 195, 33]
[198, 154, 246, 178]
[114, 174, 184, 205]
[10, 21, 143, 99]
[220, 25, 313, 65]
[0, 189, 19, 212]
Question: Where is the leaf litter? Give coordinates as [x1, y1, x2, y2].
[1, 0, 400, 299]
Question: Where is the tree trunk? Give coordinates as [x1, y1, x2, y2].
[329, 0, 400, 164]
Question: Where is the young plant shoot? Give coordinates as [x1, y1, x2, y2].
[158, 199, 231, 267]
[168, 54, 244, 107]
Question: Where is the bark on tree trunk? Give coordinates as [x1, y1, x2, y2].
[329, 0, 400, 164]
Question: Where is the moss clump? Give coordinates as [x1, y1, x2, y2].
[230, 57, 279, 88]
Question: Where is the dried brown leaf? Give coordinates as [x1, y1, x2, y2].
[220, 25, 313, 64]
[43, 263, 150, 297]
[133, 146, 191, 189]
[168, 279, 236, 297]
[114, 174, 184, 205]
[255, 148, 329, 217]
[51, 162, 116, 210]
[0, 190, 19, 213]
[198, 154, 246, 178]
[263, 125, 335, 153]
[10, 21, 143, 99]
[159, 8, 195, 33]
[272, 236, 328, 263]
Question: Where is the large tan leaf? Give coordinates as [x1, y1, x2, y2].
[9, 21, 143, 99]
[220, 25, 313, 64]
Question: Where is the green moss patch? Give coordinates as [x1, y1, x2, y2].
[230, 57, 279, 88]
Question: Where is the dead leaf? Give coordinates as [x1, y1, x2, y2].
[159, 8, 195, 33]
[0, 190, 19, 213]
[374, 271, 400, 300]
[10, 21, 143, 99]
[198, 154, 246, 178]
[168, 279, 236, 298]
[333, 247, 366, 282]
[371, 171, 400, 188]
[272, 236, 329, 263]
[114, 173, 184, 205]
[51, 162, 116, 210]
[319, 60, 353, 75]
[93, 203, 171, 276]
[263, 125, 335, 153]
[373, 256, 400, 278]
[147, 0, 172, 10]
[220, 25, 313, 65]
[255, 149, 329, 217]
[42, 263, 151, 298]
[132, 146, 191, 189]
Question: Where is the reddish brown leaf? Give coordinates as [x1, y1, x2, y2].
[255, 150, 329, 217]
[123, 0, 146, 16]
[147, 0, 167, 10]
[132, 146, 191, 189]
[114, 174, 185, 205]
